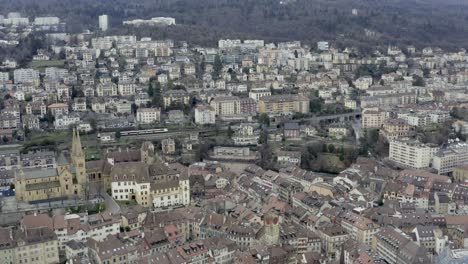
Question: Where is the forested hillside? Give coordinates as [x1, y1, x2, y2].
[2, 0, 468, 49]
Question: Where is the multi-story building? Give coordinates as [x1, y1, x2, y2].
[257, 95, 309, 115]
[162, 90, 190, 108]
[98, 14, 109, 31]
[13, 69, 40, 85]
[210, 96, 241, 116]
[389, 139, 439, 169]
[381, 118, 410, 139]
[14, 227, 59, 264]
[48, 103, 69, 117]
[373, 227, 430, 264]
[317, 224, 349, 260]
[362, 108, 387, 129]
[110, 161, 190, 209]
[194, 105, 216, 125]
[136, 107, 161, 124]
[0, 228, 15, 264]
[118, 82, 136, 96]
[96, 82, 118, 97]
[34, 16, 60, 25]
[432, 140, 468, 175]
[340, 211, 380, 246]
[453, 164, 468, 182]
[249, 87, 271, 101]
[161, 138, 176, 155]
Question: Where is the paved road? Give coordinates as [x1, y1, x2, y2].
[101, 191, 121, 214]
[351, 119, 363, 143]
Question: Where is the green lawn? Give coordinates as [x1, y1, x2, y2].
[28, 60, 65, 70]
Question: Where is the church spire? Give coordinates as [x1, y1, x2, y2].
[72, 128, 84, 158]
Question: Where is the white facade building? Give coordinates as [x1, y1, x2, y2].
[249, 87, 271, 102]
[13, 68, 40, 85]
[389, 139, 439, 169]
[137, 107, 161, 124]
[194, 105, 216, 125]
[432, 140, 468, 175]
[98, 14, 109, 31]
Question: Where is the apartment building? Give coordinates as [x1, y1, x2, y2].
[389, 139, 439, 169]
[249, 87, 271, 101]
[373, 227, 430, 264]
[432, 140, 468, 175]
[317, 224, 349, 260]
[380, 118, 410, 139]
[362, 108, 387, 129]
[162, 90, 190, 108]
[194, 105, 216, 125]
[13, 68, 40, 85]
[0, 228, 15, 264]
[257, 94, 309, 115]
[210, 96, 256, 117]
[136, 107, 161, 124]
[340, 211, 380, 246]
[15, 227, 60, 264]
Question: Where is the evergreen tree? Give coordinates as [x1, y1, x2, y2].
[212, 54, 222, 80]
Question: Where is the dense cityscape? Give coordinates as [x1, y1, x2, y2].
[1, 7, 468, 264]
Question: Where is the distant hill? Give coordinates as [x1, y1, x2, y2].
[2, 0, 468, 50]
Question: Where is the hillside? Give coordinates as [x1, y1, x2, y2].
[2, 0, 468, 49]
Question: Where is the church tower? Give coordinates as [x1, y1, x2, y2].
[71, 128, 87, 187]
[263, 212, 280, 246]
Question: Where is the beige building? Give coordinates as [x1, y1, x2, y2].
[15, 227, 60, 264]
[15, 129, 87, 202]
[0, 228, 15, 264]
[318, 224, 349, 260]
[162, 90, 190, 108]
[381, 118, 410, 139]
[453, 164, 468, 182]
[340, 211, 380, 246]
[258, 95, 309, 115]
[136, 107, 161, 124]
[432, 141, 468, 175]
[389, 139, 439, 169]
[162, 138, 176, 155]
[362, 108, 387, 129]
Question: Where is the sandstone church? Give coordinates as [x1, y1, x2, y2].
[15, 129, 87, 202]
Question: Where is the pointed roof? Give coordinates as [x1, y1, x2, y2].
[72, 128, 84, 158]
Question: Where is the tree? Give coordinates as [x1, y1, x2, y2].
[258, 142, 273, 169]
[412, 75, 425, 87]
[227, 126, 234, 138]
[115, 130, 121, 139]
[258, 129, 268, 144]
[89, 119, 97, 132]
[151, 81, 163, 107]
[258, 113, 270, 127]
[212, 54, 222, 80]
[131, 103, 138, 114]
